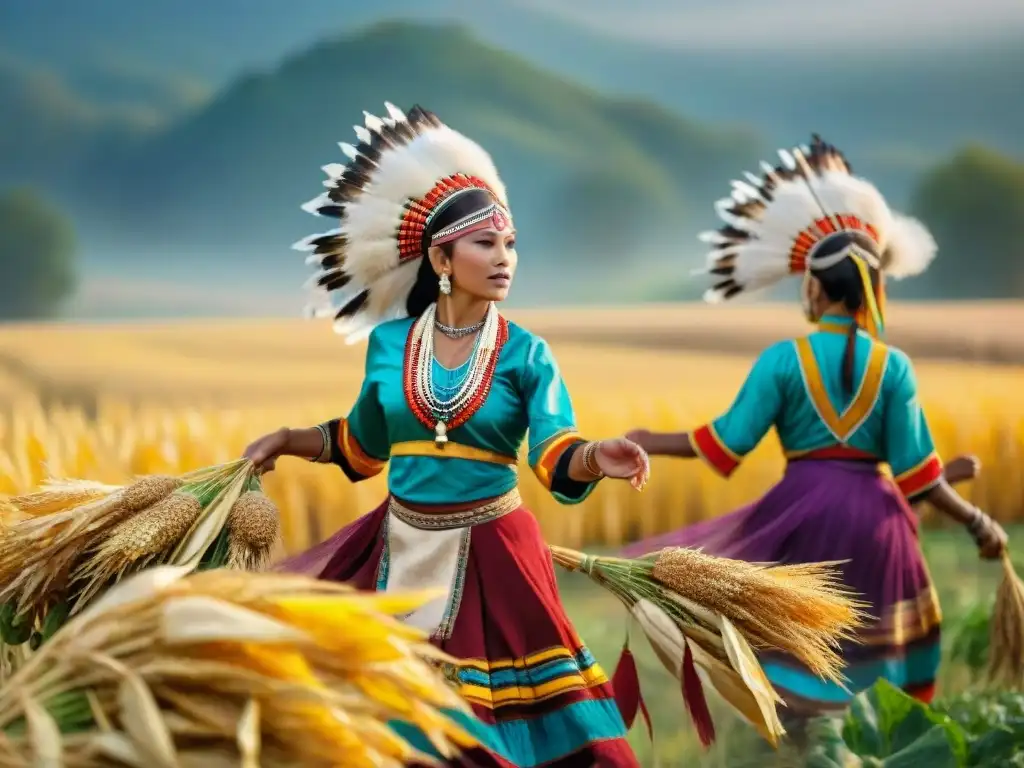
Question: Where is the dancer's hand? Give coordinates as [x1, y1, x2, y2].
[243, 428, 291, 474]
[968, 509, 1008, 560]
[945, 454, 981, 486]
[595, 438, 650, 491]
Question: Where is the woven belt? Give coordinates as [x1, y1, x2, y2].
[388, 488, 522, 531]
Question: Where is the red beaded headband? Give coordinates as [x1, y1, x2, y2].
[396, 174, 510, 262]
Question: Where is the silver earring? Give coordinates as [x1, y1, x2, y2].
[439, 273, 452, 295]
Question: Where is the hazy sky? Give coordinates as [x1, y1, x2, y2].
[508, 0, 1024, 50]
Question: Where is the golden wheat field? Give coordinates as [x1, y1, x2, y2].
[1, 303, 1023, 558]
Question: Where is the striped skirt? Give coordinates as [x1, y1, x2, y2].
[622, 460, 942, 716]
[277, 490, 639, 767]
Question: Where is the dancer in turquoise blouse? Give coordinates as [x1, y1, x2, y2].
[696, 313, 940, 492]
[623, 136, 1007, 727]
[240, 103, 650, 767]
[336, 319, 596, 506]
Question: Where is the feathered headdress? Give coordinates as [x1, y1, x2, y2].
[293, 103, 511, 343]
[697, 135, 937, 337]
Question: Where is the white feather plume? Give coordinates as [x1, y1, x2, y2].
[883, 213, 938, 279]
[699, 138, 938, 303]
[294, 103, 507, 344]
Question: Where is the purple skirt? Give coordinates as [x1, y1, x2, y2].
[623, 460, 941, 715]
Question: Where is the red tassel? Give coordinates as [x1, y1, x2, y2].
[612, 645, 640, 729]
[611, 644, 654, 742]
[682, 641, 716, 748]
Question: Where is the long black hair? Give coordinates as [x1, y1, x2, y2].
[405, 188, 496, 317]
[808, 231, 882, 396]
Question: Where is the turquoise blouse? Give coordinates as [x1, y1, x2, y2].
[690, 315, 943, 500]
[324, 316, 597, 506]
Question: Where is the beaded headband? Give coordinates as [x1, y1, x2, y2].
[430, 201, 512, 247]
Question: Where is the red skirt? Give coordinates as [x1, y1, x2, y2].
[277, 498, 639, 768]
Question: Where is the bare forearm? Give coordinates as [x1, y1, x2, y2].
[922, 480, 978, 525]
[643, 431, 697, 458]
[910, 464, 973, 508]
[282, 426, 329, 461]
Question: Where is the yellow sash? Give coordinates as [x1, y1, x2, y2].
[390, 440, 518, 466]
[794, 336, 889, 443]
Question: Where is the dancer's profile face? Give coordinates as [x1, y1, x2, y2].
[445, 226, 518, 303]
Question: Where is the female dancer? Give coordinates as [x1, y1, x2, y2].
[623, 136, 1007, 719]
[242, 103, 649, 767]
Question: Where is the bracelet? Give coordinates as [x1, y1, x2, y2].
[310, 424, 331, 464]
[581, 441, 605, 479]
[966, 507, 989, 543]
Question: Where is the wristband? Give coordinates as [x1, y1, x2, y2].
[310, 424, 331, 464]
[581, 441, 605, 479]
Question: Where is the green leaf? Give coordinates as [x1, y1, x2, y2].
[805, 717, 860, 767]
[844, 690, 884, 756]
[0, 601, 33, 646]
[198, 527, 231, 570]
[968, 728, 1024, 766]
[41, 599, 70, 639]
[948, 603, 993, 673]
[881, 725, 959, 768]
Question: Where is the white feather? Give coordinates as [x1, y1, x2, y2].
[322, 163, 346, 179]
[732, 179, 761, 199]
[298, 103, 508, 344]
[300, 193, 332, 216]
[697, 140, 923, 303]
[884, 213, 938, 279]
[731, 188, 752, 204]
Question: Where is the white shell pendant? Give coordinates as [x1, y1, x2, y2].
[434, 420, 448, 447]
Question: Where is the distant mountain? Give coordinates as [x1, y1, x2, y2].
[62, 21, 760, 303]
[4, 3, 1019, 180]
[2, 4, 1021, 307]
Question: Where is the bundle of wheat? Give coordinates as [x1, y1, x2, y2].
[0, 461, 281, 657]
[549, 545, 868, 748]
[0, 566, 474, 767]
[988, 551, 1024, 689]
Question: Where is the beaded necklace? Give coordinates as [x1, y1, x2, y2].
[403, 303, 508, 445]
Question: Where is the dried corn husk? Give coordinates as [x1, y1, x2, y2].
[0, 566, 475, 767]
[549, 544, 867, 748]
[631, 599, 785, 746]
[988, 551, 1024, 689]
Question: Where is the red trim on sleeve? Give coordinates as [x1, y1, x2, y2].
[896, 453, 943, 500]
[690, 424, 741, 478]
